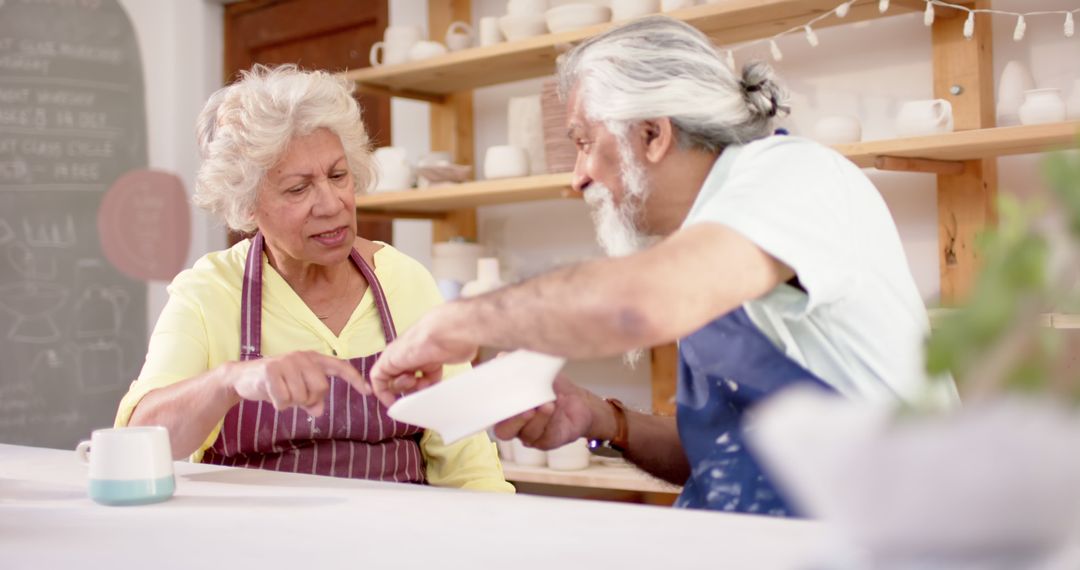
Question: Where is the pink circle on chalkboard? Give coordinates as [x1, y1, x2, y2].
[98, 169, 191, 282]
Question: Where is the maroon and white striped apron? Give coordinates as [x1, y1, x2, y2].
[201, 233, 425, 483]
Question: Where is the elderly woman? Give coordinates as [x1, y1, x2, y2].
[116, 65, 511, 492]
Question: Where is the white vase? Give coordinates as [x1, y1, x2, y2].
[1067, 79, 1080, 121]
[460, 258, 505, 298]
[508, 95, 547, 175]
[996, 60, 1034, 126]
[1018, 88, 1066, 126]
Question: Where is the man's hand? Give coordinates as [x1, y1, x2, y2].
[493, 374, 611, 450]
[367, 304, 478, 407]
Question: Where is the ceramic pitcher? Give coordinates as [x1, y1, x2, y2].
[896, 99, 953, 137]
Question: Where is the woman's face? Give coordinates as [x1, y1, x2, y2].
[254, 128, 358, 271]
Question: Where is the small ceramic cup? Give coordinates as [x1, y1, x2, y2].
[479, 16, 503, 46]
[511, 439, 548, 467]
[408, 40, 448, 61]
[76, 426, 175, 506]
[484, 145, 530, 179]
[813, 115, 862, 145]
[547, 438, 590, 471]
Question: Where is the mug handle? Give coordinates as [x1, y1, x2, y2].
[369, 41, 385, 67]
[446, 20, 472, 38]
[76, 440, 91, 464]
[933, 99, 951, 125]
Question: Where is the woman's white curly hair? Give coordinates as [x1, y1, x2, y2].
[193, 64, 376, 232]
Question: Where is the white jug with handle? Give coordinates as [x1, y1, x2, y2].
[896, 99, 954, 138]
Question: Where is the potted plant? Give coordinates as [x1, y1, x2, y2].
[747, 143, 1080, 569]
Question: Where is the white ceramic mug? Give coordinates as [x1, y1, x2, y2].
[612, 0, 660, 20]
[484, 145, 530, 179]
[370, 41, 414, 67]
[383, 24, 423, 45]
[76, 426, 174, 506]
[813, 115, 862, 145]
[408, 40, 448, 61]
[896, 99, 953, 137]
[507, 0, 548, 16]
[547, 438, 590, 471]
[662, 0, 696, 10]
[479, 16, 503, 47]
[373, 146, 414, 191]
[445, 21, 473, 52]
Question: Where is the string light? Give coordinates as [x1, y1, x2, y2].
[722, 1, 1080, 68]
[769, 39, 783, 61]
[963, 11, 975, 39]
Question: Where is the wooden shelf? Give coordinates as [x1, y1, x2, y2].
[357, 122, 1079, 214]
[502, 459, 682, 494]
[838, 121, 1080, 169]
[342, 0, 920, 100]
[929, 308, 1080, 329]
[357, 172, 574, 214]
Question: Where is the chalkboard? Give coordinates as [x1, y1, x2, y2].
[0, 0, 148, 449]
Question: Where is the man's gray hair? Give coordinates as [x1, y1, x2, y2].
[557, 16, 788, 152]
[193, 64, 376, 232]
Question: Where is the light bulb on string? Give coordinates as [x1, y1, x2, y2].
[924, 2, 935, 26]
[879, 0, 889, 14]
[804, 25, 819, 47]
[770, 39, 783, 61]
[1014, 15, 1026, 41]
[836, 1, 851, 18]
[963, 11, 975, 39]
[1066, 12, 1075, 38]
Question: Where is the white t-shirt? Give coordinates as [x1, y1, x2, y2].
[682, 135, 957, 407]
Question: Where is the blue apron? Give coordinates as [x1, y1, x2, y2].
[673, 306, 834, 516]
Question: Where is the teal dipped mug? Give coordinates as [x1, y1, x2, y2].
[76, 426, 175, 506]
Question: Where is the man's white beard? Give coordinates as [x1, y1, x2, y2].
[583, 141, 652, 367]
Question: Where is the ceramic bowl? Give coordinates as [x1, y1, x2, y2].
[387, 350, 565, 444]
[545, 3, 612, 33]
[498, 14, 549, 42]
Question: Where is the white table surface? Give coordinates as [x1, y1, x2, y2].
[0, 443, 831, 569]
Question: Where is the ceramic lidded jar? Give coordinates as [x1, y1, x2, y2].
[1018, 88, 1066, 126]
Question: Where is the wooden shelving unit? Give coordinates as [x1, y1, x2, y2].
[344, 0, 921, 101]
[348, 0, 1078, 422]
[357, 122, 1080, 214]
[502, 460, 682, 494]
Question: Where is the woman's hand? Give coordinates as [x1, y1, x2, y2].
[226, 351, 366, 416]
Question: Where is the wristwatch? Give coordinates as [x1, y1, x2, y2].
[588, 398, 630, 458]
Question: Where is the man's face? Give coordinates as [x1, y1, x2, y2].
[566, 86, 652, 258]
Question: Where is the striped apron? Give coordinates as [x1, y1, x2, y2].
[201, 233, 425, 483]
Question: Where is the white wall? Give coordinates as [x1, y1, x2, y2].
[119, 0, 226, 330]
[385, 0, 1080, 408]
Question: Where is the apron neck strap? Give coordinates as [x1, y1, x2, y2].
[239, 233, 397, 359]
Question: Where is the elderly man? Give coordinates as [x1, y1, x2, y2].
[366, 16, 956, 515]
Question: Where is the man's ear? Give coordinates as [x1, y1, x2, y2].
[640, 118, 675, 165]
